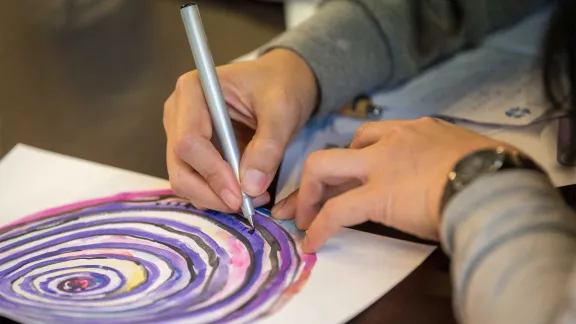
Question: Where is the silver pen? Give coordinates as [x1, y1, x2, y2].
[180, 3, 256, 229]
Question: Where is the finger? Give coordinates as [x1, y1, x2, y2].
[273, 179, 361, 222]
[168, 154, 233, 212]
[302, 185, 385, 253]
[271, 191, 298, 220]
[240, 97, 295, 197]
[173, 136, 242, 210]
[296, 149, 368, 230]
[167, 72, 241, 209]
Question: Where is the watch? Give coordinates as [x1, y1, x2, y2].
[440, 146, 544, 213]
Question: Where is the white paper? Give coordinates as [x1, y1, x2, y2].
[0, 144, 435, 324]
[231, 49, 260, 63]
[260, 228, 434, 324]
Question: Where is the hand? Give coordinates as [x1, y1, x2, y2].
[272, 118, 511, 253]
[163, 49, 317, 212]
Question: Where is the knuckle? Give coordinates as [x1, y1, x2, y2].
[173, 136, 192, 159]
[388, 125, 405, 135]
[416, 116, 439, 125]
[173, 135, 203, 161]
[203, 166, 222, 186]
[303, 151, 324, 175]
[175, 71, 198, 92]
[386, 123, 415, 139]
[354, 122, 377, 141]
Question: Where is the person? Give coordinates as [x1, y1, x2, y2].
[163, 0, 576, 323]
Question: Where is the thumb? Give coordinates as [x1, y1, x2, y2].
[240, 100, 296, 197]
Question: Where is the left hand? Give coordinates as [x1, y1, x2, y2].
[272, 117, 511, 253]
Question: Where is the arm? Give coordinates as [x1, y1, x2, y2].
[262, 0, 548, 116]
[442, 170, 576, 323]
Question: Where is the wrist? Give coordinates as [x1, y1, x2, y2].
[259, 49, 319, 121]
[437, 146, 545, 222]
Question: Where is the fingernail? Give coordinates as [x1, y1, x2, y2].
[221, 189, 241, 210]
[243, 169, 268, 196]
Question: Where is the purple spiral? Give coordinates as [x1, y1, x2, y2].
[0, 191, 316, 323]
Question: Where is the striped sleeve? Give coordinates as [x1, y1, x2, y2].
[441, 170, 576, 324]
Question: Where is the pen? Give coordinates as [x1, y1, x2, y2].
[180, 3, 256, 229]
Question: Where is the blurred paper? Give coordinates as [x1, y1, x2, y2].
[231, 49, 259, 63]
[371, 48, 547, 126]
[0, 144, 435, 324]
[284, 0, 320, 29]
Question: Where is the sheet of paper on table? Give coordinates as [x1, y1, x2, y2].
[0, 144, 434, 324]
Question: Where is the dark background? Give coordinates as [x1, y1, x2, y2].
[0, 0, 284, 176]
[4, 1, 564, 323]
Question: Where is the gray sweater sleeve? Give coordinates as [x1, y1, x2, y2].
[441, 170, 576, 324]
[261, 0, 547, 116]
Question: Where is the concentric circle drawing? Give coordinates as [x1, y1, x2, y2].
[0, 190, 316, 323]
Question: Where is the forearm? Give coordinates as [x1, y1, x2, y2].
[442, 170, 576, 323]
[261, 0, 547, 116]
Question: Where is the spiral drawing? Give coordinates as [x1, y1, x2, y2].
[0, 190, 316, 323]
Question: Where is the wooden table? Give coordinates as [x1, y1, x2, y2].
[1, 1, 572, 323]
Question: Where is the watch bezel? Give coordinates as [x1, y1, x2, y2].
[449, 146, 507, 190]
[440, 146, 539, 216]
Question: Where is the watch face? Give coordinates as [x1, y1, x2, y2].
[453, 149, 505, 189]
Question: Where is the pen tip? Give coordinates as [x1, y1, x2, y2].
[245, 212, 256, 234]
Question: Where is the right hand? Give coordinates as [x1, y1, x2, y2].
[164, 49, 318, 212]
